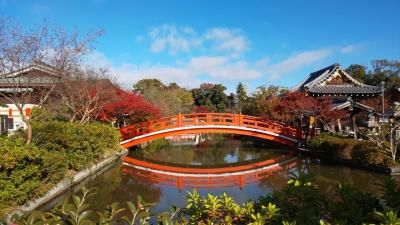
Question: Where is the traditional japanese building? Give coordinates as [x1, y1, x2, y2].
[294, 63, 384, 111]
[0, 62, 57, 135]
[295, 63, 381, 97]
[294, 63, 384, 134]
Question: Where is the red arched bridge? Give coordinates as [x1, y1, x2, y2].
[119, 113, 302, 148]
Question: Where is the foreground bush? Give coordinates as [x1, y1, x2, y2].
[31, 121, 121, 170]
[0, 137, 67, 211]
[7, 173, 400, 225]
[309, 134, 389, 167]
[1, 117, 121, 214]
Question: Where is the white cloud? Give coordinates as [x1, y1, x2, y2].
[84, 51, 112, 67]
[266, 48, 333, 80]
[93, 47, 335, 90]
[340, 44, 361, 53]
[147, 25, 250, 56]
[148, 24, 199, 54]
[255, 57, 269, 67]
[203, 28, 249, 55]
[112, 63, 203, 89]
[112, 55, 261, 89]
[188, 56, 260, 80]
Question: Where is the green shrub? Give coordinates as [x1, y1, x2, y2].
[308, 134, 358, 159]
[0, 137, 67, 210]
[308, 135, 388, 167]
[353, 141, 386, 166]
[31, 121, 121, 170]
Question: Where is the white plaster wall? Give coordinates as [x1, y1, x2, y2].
[0, 104, 38, 132]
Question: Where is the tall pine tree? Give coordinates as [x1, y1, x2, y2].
[235, 82, 247, 113]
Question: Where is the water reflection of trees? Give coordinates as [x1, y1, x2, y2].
[257, 158, 390, 196]
[263, 158, 389, 195]
[305, 159, 388, 194]
[258, 166, 297, 191]
[83, 164, 162, 212]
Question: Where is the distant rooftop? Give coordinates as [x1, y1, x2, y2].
[293, 63, 381, 96]
[0, 62, 59, 87]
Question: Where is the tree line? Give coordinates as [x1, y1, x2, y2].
[1, 16, 399, 143]
[133, 57, 399, 121]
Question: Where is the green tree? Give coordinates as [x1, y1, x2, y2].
[133, 79, 165, 93]
[345, 64, 368, 83]
[368, 60, 400, 102]
[192, 83, 229, 112]
[227, 93, 236, 112]
[133, 79, 194, 116]
[235, 82, 248, 113]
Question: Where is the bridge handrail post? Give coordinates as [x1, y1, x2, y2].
[177, 114, 182, 127]
[206, 113, 211, 124]
[238, 114, 243, 127]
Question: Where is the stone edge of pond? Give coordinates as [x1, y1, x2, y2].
[5, 149, 128, 220]
[297, 147, 400, 176]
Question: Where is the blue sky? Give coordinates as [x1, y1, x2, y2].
[1, 0, 399, 93]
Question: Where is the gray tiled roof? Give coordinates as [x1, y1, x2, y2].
[293, 63, 381, 95]
[0, 62, 58, 87]
[332, 100, 375, 112]
[309, 85, 381, 94]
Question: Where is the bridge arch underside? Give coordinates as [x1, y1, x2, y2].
[120, 125, 299, 148]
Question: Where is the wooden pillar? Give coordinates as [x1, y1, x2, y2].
[352, 115, 358, 140]
[337, 119, 342, 135]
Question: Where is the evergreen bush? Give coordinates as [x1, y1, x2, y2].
[31, 121, 121, 170]
[308, 134, 388, 167]
[0, 137, 67, 210]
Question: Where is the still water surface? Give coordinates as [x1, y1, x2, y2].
[39, 134, 389, 213]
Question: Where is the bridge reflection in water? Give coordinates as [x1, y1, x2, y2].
[121, 154, 298, 190]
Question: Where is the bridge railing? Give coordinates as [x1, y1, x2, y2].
[120, 113, 302, 141]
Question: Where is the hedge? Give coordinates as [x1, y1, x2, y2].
[0, 137, 67, 211]
[31, 121, 121, 170]
[1, 121, 121, 213]
[308, 134, 388, 167]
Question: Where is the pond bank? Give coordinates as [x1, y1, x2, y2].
[6, 149, 127, 220]
[297, 147, 400, 176]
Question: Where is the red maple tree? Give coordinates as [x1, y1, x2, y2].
[99, 89, 161, 126]
[268, 92, 346, 126]
[193, 105, 210, 113]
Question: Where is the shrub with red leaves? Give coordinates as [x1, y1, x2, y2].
[99, 89, 161, 126]
[193, 105, 210, 113]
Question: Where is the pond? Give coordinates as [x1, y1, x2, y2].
[39, 134, 389, 214]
